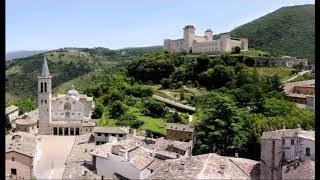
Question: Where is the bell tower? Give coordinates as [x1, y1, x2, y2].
[38, 56, 52, 135]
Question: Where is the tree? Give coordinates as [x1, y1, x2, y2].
[15, 97, 37, 115]
[244, 58, 255, 67]
[262, 98, 295, 117]
[143, 97, 165, 117]
[231, 46, 241, 54]
[109, 101, 127, 119]
[91, 103, 104, 119]
[199, 65, 235, 89]
[195, 54, 210, 73]
[103, 89, 125, 105]
[194, 92, 247, 155]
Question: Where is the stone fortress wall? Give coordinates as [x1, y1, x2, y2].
[164, 25, 248, 54]
[245, 56, 308, 68]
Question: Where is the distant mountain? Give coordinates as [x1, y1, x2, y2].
[6, 50, 49, 61]
[230, 4, 315, 64]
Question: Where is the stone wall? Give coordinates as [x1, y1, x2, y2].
[244, 56, 308, 68]
[6, 152, 33, 179]
[166, 129, 193, 142]
[260, 139, 283, 180]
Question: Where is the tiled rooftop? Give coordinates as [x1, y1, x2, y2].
[149, 153, 260, 179]
[261, 128, 315, 141]
[5, 132, 37, 157]
[166, 123, 194, 132]
[282, 160, 315, 180]
[5, 105, 19, 114]
[93, 127, 128, 134]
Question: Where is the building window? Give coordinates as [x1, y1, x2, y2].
[44, 82, 47, 92]
[40, 82, 43, 93]
[41, 100, 43, 104]
[45, 100, 47, 104]
[306, 148, 310, 156]
[283, 152, 285, 158]
[112, 134, 115, 136]
[64, 102, 71, 110]
[291, 139, 294, 145]
[12, 157, 15, 161]
[78, 113, 81, 115]
[11, 168, 17, 175]
[65, 112, 70, 118]
[98, 133, 101, 136]
[72, 113, 74, 115]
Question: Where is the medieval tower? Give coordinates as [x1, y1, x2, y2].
[38, 57, 52, 135]
[183, 25, 196, 52]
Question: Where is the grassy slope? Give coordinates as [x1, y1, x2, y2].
[230, 4, 314, 63]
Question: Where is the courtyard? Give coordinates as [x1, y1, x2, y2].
[34, 135, 76, 179]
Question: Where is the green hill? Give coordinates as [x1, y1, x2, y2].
[5, 46, 162, 104]
[230, 4, 314, 64]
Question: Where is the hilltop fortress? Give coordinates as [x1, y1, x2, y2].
[164, 25, 248, 54]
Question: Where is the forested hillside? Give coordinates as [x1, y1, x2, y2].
[230, 4, 314, 63]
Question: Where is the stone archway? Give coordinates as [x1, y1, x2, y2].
[53, 127, 58, 135]
[59, 127, 63, 135]
[64, 128, 69, 136]
[70, 128, 74, 136]
[75, 128, 80, 135]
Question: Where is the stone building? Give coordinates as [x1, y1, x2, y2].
[6, 105, 19, 123]
[14, 114, 38, 135]
[283, 80, 315, 110]
[166, 123, 195, 144]
[260, 128, 315, 180]
[5, 132, 37, 180]
[164, 25, 248, 54]
[38, 57, 95, 135]
[93, 127, 130, 145]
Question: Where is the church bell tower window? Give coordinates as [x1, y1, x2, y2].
[40, 82, 43, 92]
[44, 82, 47, 92]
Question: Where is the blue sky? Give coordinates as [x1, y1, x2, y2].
[6, 0, 314, 52]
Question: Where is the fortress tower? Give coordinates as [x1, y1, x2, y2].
[183, 25, 196, 53]
[38, 57, 52, 135]
[204, 29, 213, 41]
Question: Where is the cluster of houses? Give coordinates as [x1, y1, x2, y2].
[6, 118, 315, 180]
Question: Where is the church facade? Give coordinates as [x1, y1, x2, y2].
[38, 57, 95, 136]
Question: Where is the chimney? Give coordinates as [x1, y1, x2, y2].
[235, 153, 238, 158]
[124, 150, 129, 161]
[152, 148, 156, 157]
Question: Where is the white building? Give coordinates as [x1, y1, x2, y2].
[164, 25, 248, 54]
[6, 105, 19, 123]
[260, 128, 315, 180]
[93, 127, 130, 145]
[38, 57, 95, 135]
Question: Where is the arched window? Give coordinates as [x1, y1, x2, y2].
[40, 82, 43, 92]
[44, 82, 47, 92]
[64, 102, 71, 110]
